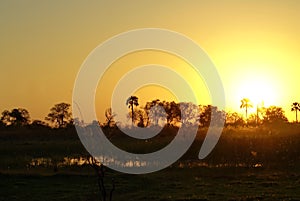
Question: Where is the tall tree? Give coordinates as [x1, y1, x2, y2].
[126, 96, 139, 125]
[45, 102, 72, 128]
[240, 98, 253, 120]
[291, 102, 300, 123]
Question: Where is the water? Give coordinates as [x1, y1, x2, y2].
[28, 156, 148, 168]
[29, 157, 88, 168]
[28, 157, 263, 169]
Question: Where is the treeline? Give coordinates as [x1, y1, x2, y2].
[103, 96, 294, 129]
[0, 96, 297, 131]
[0, 103, 73, 130]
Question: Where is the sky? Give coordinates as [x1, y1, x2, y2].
[0, 1, 300, 123]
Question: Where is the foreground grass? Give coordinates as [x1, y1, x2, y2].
[1, 167, 300, 201]
[1, 125, 300, 200]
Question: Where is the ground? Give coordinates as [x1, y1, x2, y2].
[1, 167, 300, 201]
[1, 125, 300, 201]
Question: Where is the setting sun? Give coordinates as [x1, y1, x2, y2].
[236, 74, 279, 107]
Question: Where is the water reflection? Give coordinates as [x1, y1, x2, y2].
[176, 161, 263, 168]
[28, 157, 263, 169]
[29, 157, 88, 168]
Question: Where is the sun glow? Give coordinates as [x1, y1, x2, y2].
[236, 75, 279, 108]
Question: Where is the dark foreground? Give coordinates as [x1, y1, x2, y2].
[1, 125, 300, 200]
[1, 166, 300, 201]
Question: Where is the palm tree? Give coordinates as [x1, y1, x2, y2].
[126, 96, 139, 125]
[291, 102, 300, 123]
[240, 98, 253, 120]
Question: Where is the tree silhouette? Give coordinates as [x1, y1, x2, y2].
[180, 102, 200, 126]
[291, 102, 300, 123]
[104, 108, 116, 128]
[144, 99, 166, 126]
[247, 114, 258, 127]
[240, 98, 253, 120]
[200, 105, 225, 127]
[163, 101, 181, 126]
[263, 106, 288, 124]
[135, 109, 147, 127]
[0, 108, 30, 126]
[225, 112, 245, 127]
[126, 96, 139, 125]
[45, 102, 72, 128]
[10, 108, 30, 126]
[1, 110, 11, 126]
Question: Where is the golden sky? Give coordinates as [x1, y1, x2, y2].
[0, 1, 299, 122]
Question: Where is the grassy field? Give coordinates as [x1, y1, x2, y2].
[1, 167, 300, 201]
[1, 125, 300, 201]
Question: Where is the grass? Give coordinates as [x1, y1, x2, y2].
[1, 125, 300, 200]
[0, 173, 98, 201]
[1, 167, 300, 201]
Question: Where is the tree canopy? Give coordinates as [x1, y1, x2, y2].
[45, 102, 72, 128]
[0, 108, 30, 127]
[263, 106, 288, 124]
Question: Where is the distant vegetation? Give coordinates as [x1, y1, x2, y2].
[1, 98, 299, 171]
[0, 97, 296, 129]
[1, 98, 300, 201]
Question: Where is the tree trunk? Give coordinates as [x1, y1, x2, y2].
[131, 104, 134, 125]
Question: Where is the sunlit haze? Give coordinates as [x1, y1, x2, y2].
[0, 1, 299, 122]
